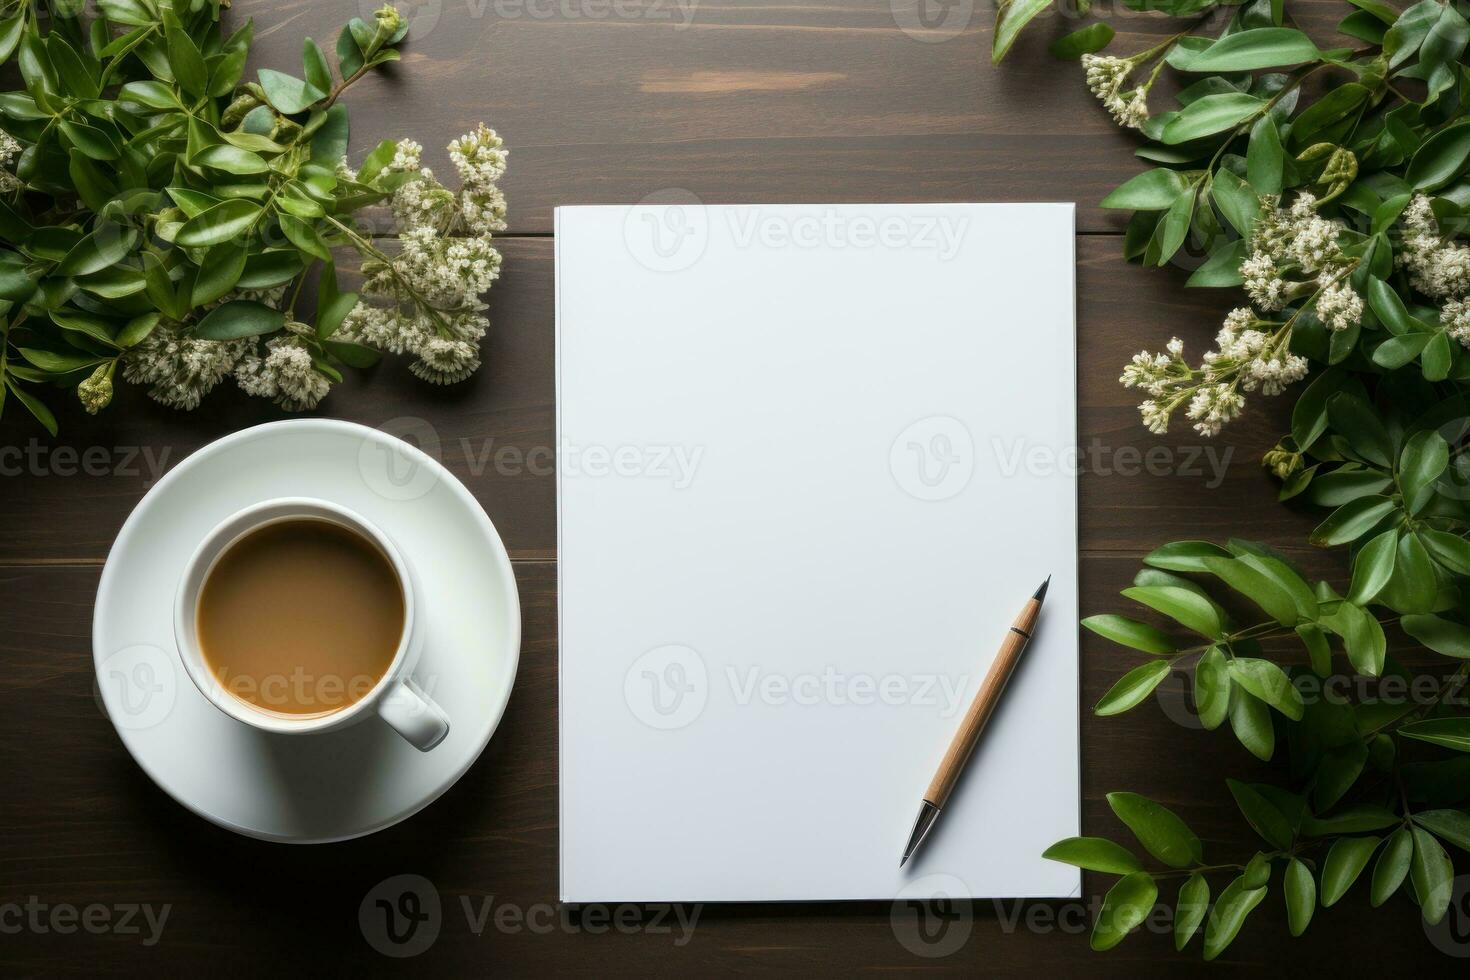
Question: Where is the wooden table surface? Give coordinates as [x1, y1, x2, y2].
[0, 0, 1454, 974]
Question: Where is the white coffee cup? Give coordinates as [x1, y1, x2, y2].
[173, 497, 450, 751]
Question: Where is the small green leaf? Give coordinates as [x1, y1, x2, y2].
[1304, 805, 1400, 836]
[1401, 614, 1470, 659]
[1309, 495, 1396, 547]
[1400, 717, 1470, 753]
[991, 0, 1054, 65]
[192, 244, 248, 307]
[1348, 529, 1398, 604]
[193, 144, 270, 175]
[1407, 120, 1470, 191]
[1334, 602, 1387, 677]
[1179, 28, 1321, 73]
[1173, 874, 1209, 951]
[56, 226, 138, 278]
[1227, 779, 1293, 848]
[1296, 623, 1330, 678]
[59, 120, 119, 161]
[1194, 646, 1231, 730]
[1090, 872, 1158, 952]
[322, 339, 379, 368]
[1284, 858, 1314, 936]
[278, 214, 331, 261]
[1211, 168, 1259, 238]
[1373, 333, 1431, 369]
[1381, 533, 1437, 615]
[176, 200, 261, 248]
[1313, 743, 1368, 810]
[1322, 835, 1381, 905]
[1082, 614, 1175, 655]
[1121, 586, 1223, 638]
[1049, 22, 1114, 60]
[1161, 94, 1265, 144]
[1095, 660, 1172, 717]
[1421, 530, 1470, 574]
[257, 68, 327, 114]
[1247, 114, 1285, 195]
[1327, 391, 1395, 466]
[1143, 540, 1231, 573]
[5, 380, 57, 436]
[49, 309, 119, 348]
[302, 38, 332, 94]
[116, 312, 160, 348]
[1042, 836, 1144, 874]
[1107, 792, 1203, 868]
[165, 26, 208, 97]
[1185, 238, 1247, 287]
[1203, 556, 1298, 626]
[1400, 430, 1449, 508]
[1372, 826, 1414, 906]
[1230, 688, 1276, 761]
[1411, 827, 1454, 924]
[1100, 168, 1192, 210]
[195, 300, 286, 341]
[1414, 810, 1470, 853]
[1227, 658, 1304, 721]
[18, 347, 104, 373]
[1202, 876, 1266, 961]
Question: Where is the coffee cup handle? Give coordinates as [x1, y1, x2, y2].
[377, 679, 450, 751]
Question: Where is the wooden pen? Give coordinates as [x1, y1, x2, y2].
[900, 575, 1051, 867]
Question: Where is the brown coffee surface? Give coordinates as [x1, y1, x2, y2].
[198, 519, 405, 718]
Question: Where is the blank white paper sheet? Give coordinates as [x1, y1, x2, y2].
[556, 203, 1079, 902]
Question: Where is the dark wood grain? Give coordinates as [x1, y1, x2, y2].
[0, 558, 1447, 975]
[228, 0, 1354, 236]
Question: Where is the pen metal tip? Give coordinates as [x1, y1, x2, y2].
[1033, 574, 1051, 602]
[901, 801, 941, 868]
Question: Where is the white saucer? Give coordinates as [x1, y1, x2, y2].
[93, 419, 521, 843]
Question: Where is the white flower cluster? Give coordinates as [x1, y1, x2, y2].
[1442, 298, 1470, 347]
[123, 326, 246, 410]
[1398, 194, 1470, 300]
[1121, 299, 1310, 437]
[1246, 192, 1362, 329]
[1398, 195, 1470, 350]
[235, 334, 332, 411]
[1119, 191, 1356, 437]
[1185, 383, 1246, 438]
[337, 124, 506, 385]
[0, 130, 22, 192]
[448, 123, 508, 237]
[1081, 55, 1150, 130]
[1316, 279, 1364, 333]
